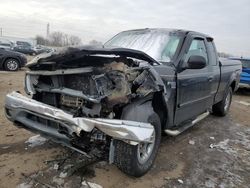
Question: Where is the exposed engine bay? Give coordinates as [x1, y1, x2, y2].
[27, 57, 160, 119]
[17, 51, 162, 158]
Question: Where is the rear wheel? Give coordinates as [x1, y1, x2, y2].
[4, 58, 19, 71]
[113, 113, 161, 177]
[212, 87, 232, 116]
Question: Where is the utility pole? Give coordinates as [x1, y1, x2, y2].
[46, 23, 50, 38]
[0, 28, 2, 37]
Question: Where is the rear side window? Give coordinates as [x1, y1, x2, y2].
[207, 41, 218, 66]
[185, 39, 208, 64]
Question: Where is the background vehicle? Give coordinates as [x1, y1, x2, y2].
[13, 41, 37, 55]
[0, 39, 14, 50]
[229, 57, 250, 88]
[0, 48, 27, 71]
[13, 45, 36, 55]
[33, 45, 54, 54]
[5, 29, 241, 176]
[16, 41, 32, 47]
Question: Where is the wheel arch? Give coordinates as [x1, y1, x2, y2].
[121, 95, 156, 123]
[152, 92, 168, 131]
[230, 80, 236, 92]
[121, 92, 169, 132]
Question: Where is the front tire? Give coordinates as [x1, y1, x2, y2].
[212, 87, 232, 116]
[4, 58, 19, 71]
[113, 113, 161, 177]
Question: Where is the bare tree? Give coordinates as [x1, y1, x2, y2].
[35, 35, 49, 45]
[35, 31, 82, 47]
[49, 31, 64, 46]
[69, 35, 81, 46]
[89, 40, 102, 46]
[63, 34, 69, 46]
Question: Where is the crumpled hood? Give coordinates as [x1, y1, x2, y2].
[26, 45, 159, 68]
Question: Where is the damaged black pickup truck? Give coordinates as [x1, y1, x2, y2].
[5, 28, 241, 177]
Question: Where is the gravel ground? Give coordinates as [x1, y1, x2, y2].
[0, 69, 249, 188]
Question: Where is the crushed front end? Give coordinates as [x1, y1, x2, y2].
[5, 47, 162, 161]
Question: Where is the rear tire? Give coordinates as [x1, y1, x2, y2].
[212, 87, 232, 116]
[4, 58, 19, 71]
[113, 113, 161, 177]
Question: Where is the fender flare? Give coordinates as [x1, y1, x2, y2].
[121, 96, 155, 123]
[227, 72, 237, 93]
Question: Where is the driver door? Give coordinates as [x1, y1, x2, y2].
[174, 37, 213, 125]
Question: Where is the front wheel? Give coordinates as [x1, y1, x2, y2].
[113, 113, 161, 177]
[4, 58, 19, 71]
[212, 87, 232, 116]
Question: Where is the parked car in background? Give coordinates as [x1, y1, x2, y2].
[13, 40, 38, 55]
[13, 45, 37, 55]
[0, 39, 14, 50]
[33, 45, 54, 54]
[0, 48, 27, 71]
[16, 41, 32, 47]
[229, 57, 250, 88]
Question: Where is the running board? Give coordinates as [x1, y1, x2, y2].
[164, 111, 210, 136]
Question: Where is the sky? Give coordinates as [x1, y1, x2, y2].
[0, 0, 249, 57]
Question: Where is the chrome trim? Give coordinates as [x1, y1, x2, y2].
[5, 92, 154, 145]
[164, 111, 209, 136]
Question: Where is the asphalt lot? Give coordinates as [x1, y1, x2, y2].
[0, 69, 249, 188]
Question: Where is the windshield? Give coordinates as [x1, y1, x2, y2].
[105, 29, 182, 62]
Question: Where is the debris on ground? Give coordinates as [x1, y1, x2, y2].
[177, 179, 184, 184]
[188, 140, 195, 145]
[53, 163, 59, 170]
[21, 172, 54, 188]
[59, 172, 67, 178]
[2, 146, 10, 149]
[5, 134, 14, 137]
[209, 144, 214, 149]
[16, 182, 33, 188]
[25, 135, 47, 147]
[235, 100, 250, 106]
[164, 176, 171, 180]
[18, 149, 102, 187]
[209, 136, 215, 140]
[52, 176, 64, 186]
[82, 180, 103, 188]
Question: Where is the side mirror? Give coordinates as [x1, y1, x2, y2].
[187, 55, 207, 69]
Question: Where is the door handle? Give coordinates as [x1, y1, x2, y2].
[208, 77, 213, 82]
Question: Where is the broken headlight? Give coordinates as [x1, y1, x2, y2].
[24, 74, 38, 95]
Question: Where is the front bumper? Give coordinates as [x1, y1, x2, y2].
[5, 92, 154, 145]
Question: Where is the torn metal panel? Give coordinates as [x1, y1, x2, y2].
[26, 60, 162, 117]
[5, 92, 154, 144]
[26, 46, 159, 68]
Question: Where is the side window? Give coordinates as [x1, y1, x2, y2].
[207, 41, 218, 66]
[185, 38, 208, 64]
